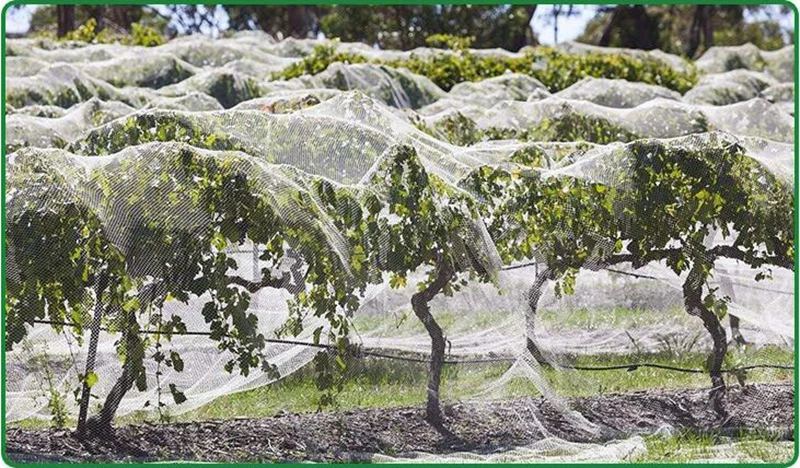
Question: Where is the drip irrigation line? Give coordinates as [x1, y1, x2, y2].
[31, 319, 795, 373]
[30, 319, 511, 364]
[565, 363, 795, 373]
[501, 262, 654, 278]
[505, 263, 791, 295]
[713, 281, 794, 295]
[603, 268, 661, 281]
[605, 268, 793, 295]
[500, 261, 538, 271]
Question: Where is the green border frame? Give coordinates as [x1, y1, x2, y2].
[0, 1, 797, 466]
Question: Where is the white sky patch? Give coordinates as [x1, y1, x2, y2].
[744, 5, 796, 41]
[531, 6, 599, 45]
[5, 3, 37, 34]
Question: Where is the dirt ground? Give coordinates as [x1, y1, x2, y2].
[6, 383, 794, 463]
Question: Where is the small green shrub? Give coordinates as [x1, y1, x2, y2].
[425, 34, 475, 50]
[274, 42, 698, 94]
[64, 18, 109, 43]
[482, 113, 639, 145]
[18, 341, 71, 429]
[526, 113, 640, 144]
[398, 47, 697, 93]
[129, 22, 166, 47]
[434, 111, 482, 146]
[389, 53, 513, 92]
[508, 145, 549, 168]
[54, 18, 165, 47]
[275, 44, 368, 80]
[526, 47, 698, 94]
[418, 108, 638, 146]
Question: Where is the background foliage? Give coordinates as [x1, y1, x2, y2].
[12, 4, 793, 58]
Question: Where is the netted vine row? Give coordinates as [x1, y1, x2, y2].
[4, 33, 794, 437]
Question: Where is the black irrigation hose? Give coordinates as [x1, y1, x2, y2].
[30, 319, 795, 373]
[500, 261, 539, 271]
[603, 267, 662, 281]
[604, 268, 794, 295]
[31, 319, 512, 365]
[505, 262, 793, 295]
[566, 362, 795, 373]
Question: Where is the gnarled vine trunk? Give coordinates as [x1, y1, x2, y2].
[525, 267, 553, 367]
[410, 261, 454, 430]
[78, 280, 166, 438]
[718, 269, 746, 345]
[86, 308, 144, 438]
[76, 274, 108, 438]
[683, 263, 728, 418]
[729, 315, 746, 346]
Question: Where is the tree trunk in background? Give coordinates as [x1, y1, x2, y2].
[287, 6, 305, 38]
[93, 6, 106, 32]
[554, 14, 559, 44]
[57, 5, 76, 37]
[702, 5, 715, 51]
[687, 5, 706, 58]
[598, 7, 620, 46]
[632, 5, 657, 50]
[392, 6, 409, 49]
[511, 5, 537, 51]
[688, 5, 715, 58]
[599, 6, 658, 50]
[107, 6, 142, 31]
[286, 6, 321, 38]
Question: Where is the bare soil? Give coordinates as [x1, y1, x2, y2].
[6, 383, 793, 463]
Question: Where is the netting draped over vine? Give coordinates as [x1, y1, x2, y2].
[4, 33, 795, 463]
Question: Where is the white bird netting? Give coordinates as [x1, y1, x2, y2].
[4, 32, 795, 464]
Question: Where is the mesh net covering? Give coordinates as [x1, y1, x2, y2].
[4, 32, 795, 464]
